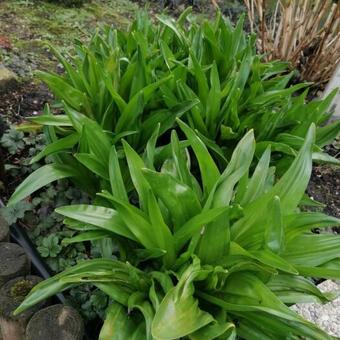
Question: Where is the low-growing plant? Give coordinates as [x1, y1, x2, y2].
[10, 11, 340, 206]
[0, 127, 109, 320]
[33, 12, 340, 153]
[13, 121, 340, 339]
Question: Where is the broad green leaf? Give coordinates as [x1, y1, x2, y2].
[312, 152, 340, 166]
[55, 205, 136, 241]
[14, 259, 136, 315]
[37, 70, 92, 116]
[128, 292, 154, 340]
[241, 146, 271, 205]
[316, 118, 340, 147]
[146, 190, 175, 266]
[283, 234, 340, 267]
[75, 153, 109, 180]
[62, 230, 112, 244]
[177, 119, 219, 195]
[232, 124, 315, 244]
[109, 146, 128, 201]
[142, 168, 201, 231]
[99, 304, 146, 340]
[28, 114, 72, 126]
[198, 130, 255, 264]
[122, 140, 150, 209]
[152, 258, 214, 339]
[267, 275, 335, 304]
[8, 164, 78, 206]
[174, 207, 229, 250]
[264, 196, 284, 254]
[30, 133, 79, 164]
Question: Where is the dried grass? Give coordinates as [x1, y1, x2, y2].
[244, 0, 340, 87]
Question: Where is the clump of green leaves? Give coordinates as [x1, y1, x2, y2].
[1, 129, 25, 155]
[9, 11, 340, 208]
[13, 122, 340, 339]
[0, 127, 107, 319]
[69, 285, 109, 320]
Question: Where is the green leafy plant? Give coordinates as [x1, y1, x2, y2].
[37, 234, 62, 258]
[0, 126, 108, 320]
[9, 11, 340, 208]
[0, 200, 33, 225]
[13, 122, 340, 339]
[1, 129, 25, 155]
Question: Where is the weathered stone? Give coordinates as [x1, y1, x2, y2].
[25, 305, 84, 340]
[0, 215, 9, 242]
[291, 280, 340, 337]
[0, 243, 30, 287]
[324, 64, 340, 118]
[0, 65, 17, 93]
[0, 276, 44, 340]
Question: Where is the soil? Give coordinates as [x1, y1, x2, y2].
[0, 81, 52, 124]
[308, 166, 339, 222]
[308, 159, 340, 235]
[306, 141, 340, 233]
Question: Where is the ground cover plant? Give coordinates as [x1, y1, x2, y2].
[10, 10, 339, 204]
[12, 121, 340, 339]
[0, 127, 111, 320]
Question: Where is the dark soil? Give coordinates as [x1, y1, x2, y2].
[0, 81, 52, 124]
[308, 165, 340, 231]
[307, 142, 340, 233]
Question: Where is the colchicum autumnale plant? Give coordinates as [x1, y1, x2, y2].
[9, 11, 340, 207]
[13, 121, 340, 339]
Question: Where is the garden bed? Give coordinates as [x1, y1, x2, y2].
[0, 1, 339, 339]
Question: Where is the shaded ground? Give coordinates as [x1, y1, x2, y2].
[0, 82, 52, 123]
[0, 0, 139, 78]
[308, 142, 340, 230]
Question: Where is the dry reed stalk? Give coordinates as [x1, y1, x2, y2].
[244, 0, 340, 87]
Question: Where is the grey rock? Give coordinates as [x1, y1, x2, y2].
[324, 64, 340, 119]
[291, 280, 340, 337]
[0, 65, 17, 93]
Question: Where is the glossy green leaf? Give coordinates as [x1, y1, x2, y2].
[8, 164, 78, 206]
[56, 205, 136, 241]
[152, 258, 214, 339]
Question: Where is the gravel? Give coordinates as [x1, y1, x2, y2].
[292, 280, 340, 337]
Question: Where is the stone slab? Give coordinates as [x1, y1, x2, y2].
[324, 64, 340, 118]
[292, 280, 340, 337]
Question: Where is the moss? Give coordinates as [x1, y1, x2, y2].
[10, 280, 35, 300]
[0, 0, 138, 76]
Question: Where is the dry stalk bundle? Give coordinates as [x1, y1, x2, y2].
[244, 0, 340, 86]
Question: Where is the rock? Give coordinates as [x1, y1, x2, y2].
[0, 276, 44, 340]
[0, 215, 9, 242]
[324, 64, 340, 119]
[291, 280, 340, 337]
[0, 65, 17, 94]
[25, 305, 84, 340]
[0, 243, 30, 287]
